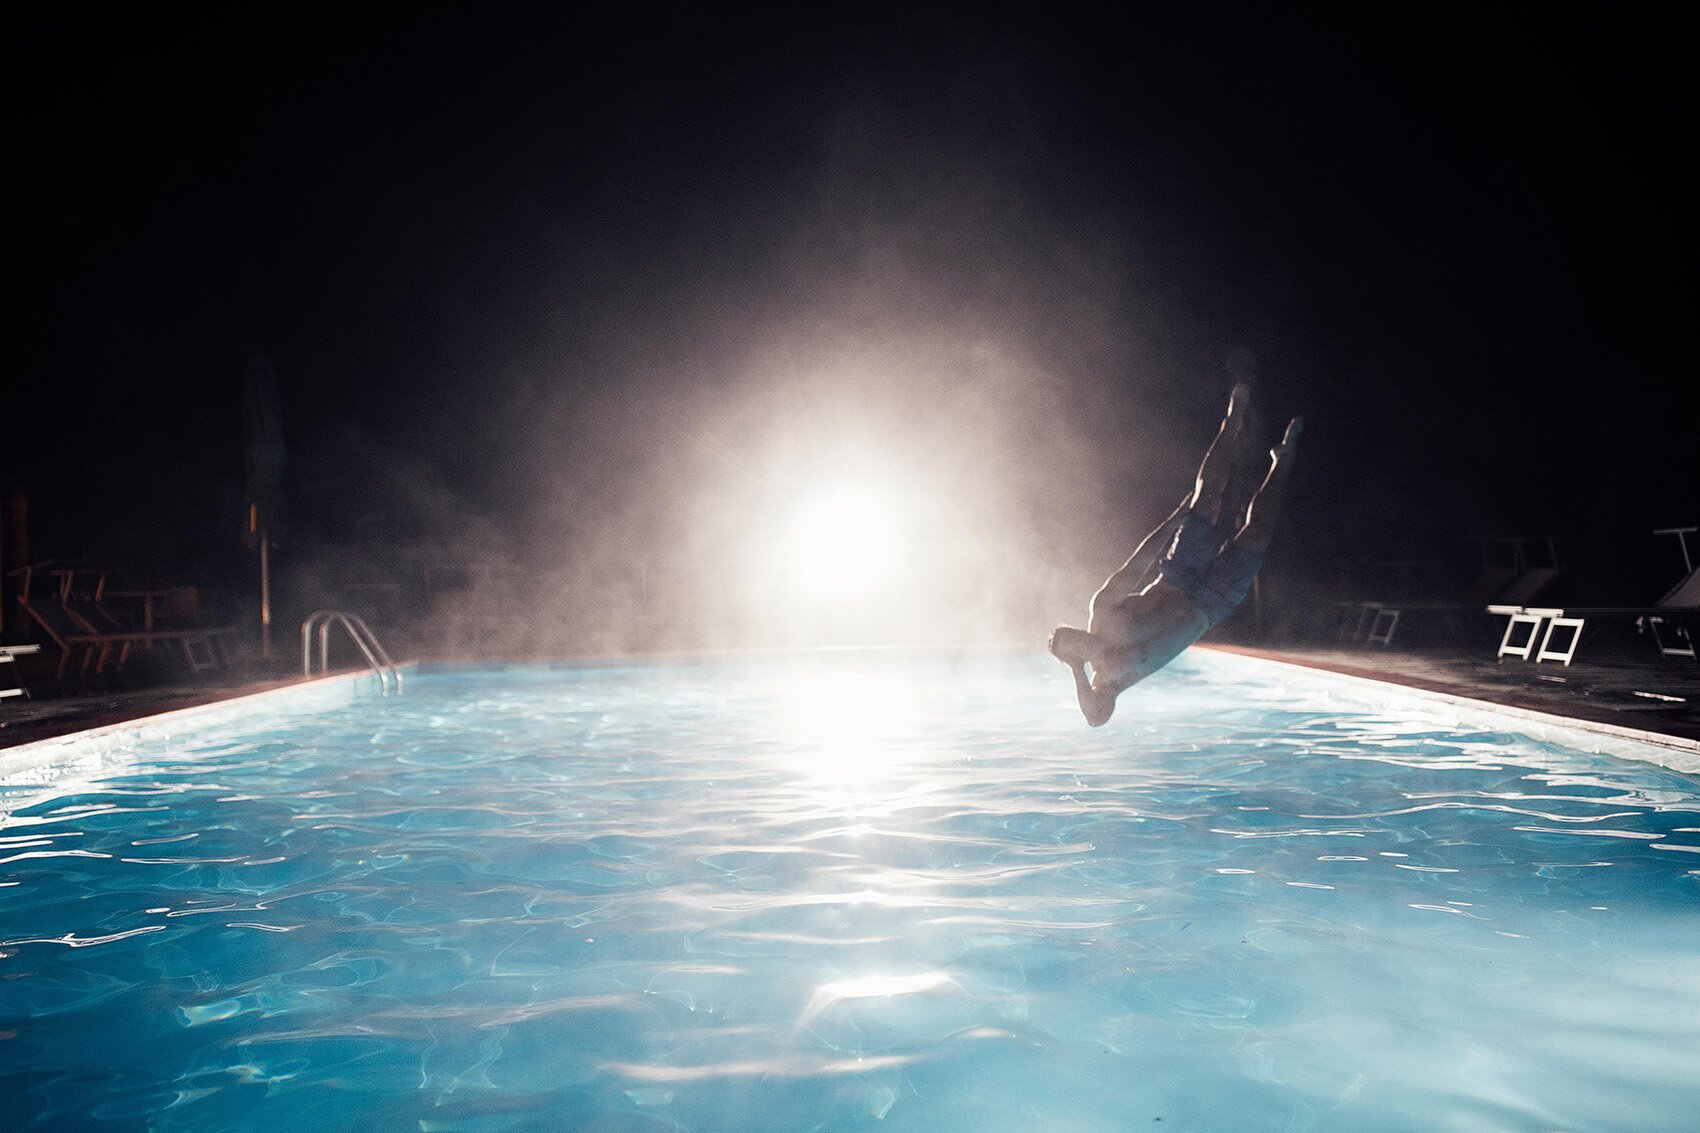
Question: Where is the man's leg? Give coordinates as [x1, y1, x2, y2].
[1231, 417, 1303, 554]
[1191, 382, 1252, 526]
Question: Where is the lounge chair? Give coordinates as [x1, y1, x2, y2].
[1, 643, 40, 701]
[1456, 566, 1524, 606]
[8, 564, 233, 679]
[1489, 527, 1699, 665]
[1343, 537, 1561, 648]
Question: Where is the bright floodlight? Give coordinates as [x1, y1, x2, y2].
[784, 480, 905, 601]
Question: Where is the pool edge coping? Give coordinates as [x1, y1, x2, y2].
[3, 649, 1695, 781]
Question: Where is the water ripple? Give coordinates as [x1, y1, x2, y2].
[2, 652, 1698, 1132]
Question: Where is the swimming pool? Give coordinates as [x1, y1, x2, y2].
[3, 650, 1697, 1131]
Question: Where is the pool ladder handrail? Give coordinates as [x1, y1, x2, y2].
[301, 610, 403, 695]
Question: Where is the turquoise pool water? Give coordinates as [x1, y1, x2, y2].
[2, 651, 1697, 1131]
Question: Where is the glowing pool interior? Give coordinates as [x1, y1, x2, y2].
[2, 651, 1697, 1131]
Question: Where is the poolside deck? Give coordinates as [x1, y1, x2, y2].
[2, 647, 1697, 755]
[0, 669, 315, 753]
[1213, 643, 1700, 745]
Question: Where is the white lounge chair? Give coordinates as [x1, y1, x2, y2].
[1, 643, 40, 700]
[1489, 527, 1698, 665]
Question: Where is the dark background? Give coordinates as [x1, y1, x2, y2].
[8, 5, 1693, 653]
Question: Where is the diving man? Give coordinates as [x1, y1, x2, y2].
[1050, 383, 1302, 725]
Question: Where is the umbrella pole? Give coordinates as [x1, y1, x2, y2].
[260, 530, 272, 659]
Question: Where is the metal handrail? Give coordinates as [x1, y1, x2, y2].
[301, 610, 402, 695]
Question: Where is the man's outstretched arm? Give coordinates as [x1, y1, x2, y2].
[1093, 493, 1192, 614]
[1096, 384, 1250, 609]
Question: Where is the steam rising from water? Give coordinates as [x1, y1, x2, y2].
[281, 66, 1283, 659]
[291, 314, 1245, 659]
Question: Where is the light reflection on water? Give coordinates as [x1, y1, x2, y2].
[1, 650, 1697, 1132]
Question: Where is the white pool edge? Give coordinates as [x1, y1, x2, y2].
[2, 653, 1695, 783]
[1199, 649, 1700, 775]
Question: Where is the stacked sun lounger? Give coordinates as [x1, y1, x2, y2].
[1489, 527, 1698, 666]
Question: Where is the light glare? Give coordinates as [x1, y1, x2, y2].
[774, 667, 921, 786]
[784, 481, 905, 601]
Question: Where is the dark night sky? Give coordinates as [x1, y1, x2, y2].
[9, 5, 1694, 641]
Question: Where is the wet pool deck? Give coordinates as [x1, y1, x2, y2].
[1215, 643, 1700, 747]
[2, 645, 1697, 758]
[0, 670, 315, 754]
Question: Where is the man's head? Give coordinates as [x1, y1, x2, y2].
[1079, 643, 1151, 726]
[1081, 686, 1116, 727]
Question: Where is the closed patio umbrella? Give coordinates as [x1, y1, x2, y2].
[241, 357, 286, 658]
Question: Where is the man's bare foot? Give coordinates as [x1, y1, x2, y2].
[1224, 383, 1252, 441]
[1227, 381, 1251, 419]
[1049, 626, 1095, 666]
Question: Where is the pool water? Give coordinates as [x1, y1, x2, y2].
[2, 651, 1697, 1131]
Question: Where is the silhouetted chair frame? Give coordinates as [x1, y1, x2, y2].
[8, 563, 232, 679]
[1339, 537, 1561, 648]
